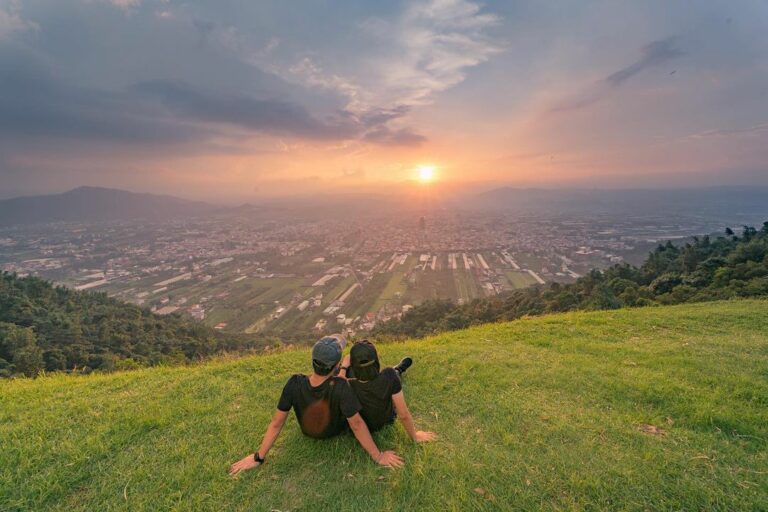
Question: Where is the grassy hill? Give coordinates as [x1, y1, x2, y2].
[2, 300, 767, 511]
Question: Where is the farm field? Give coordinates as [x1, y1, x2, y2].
[505, 270, 538, 288]
[62, 249, 565, 339]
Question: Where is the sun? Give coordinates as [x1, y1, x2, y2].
[417, 165, 436, 183]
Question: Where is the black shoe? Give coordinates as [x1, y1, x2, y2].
[394, 357, 413, 375]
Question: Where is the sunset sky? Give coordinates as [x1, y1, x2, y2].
[1, 0, 767, 201]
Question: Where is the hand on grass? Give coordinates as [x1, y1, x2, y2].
[414, 431, 438, 443]
[228, 454, 261, 477]
[376, 450, 404, 468]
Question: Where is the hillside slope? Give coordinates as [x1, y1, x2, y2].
[2, 301, 767, 511]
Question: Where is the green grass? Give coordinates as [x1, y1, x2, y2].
[2, 300, 768, 511]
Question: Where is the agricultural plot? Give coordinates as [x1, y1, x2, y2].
[63, 248, 553, 336]
[409, 269, 458, 302]
[452, 269, 479, 304]
[371, 271, 408, 312]
[505, 270, 538, 289]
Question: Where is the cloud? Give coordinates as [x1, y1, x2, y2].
[134, 80, 359, 140]
[687, 123, 768, 139]
[382, 0, 501, 106]
[605, 38, 683, 87]
[340, 168, 366, 180]
[551, 37, 683, 113]
[0, 38, 424, 155]
[362, 126, 427, 146]
[0, 45, 208, 145]
[258, 0, 499, 145]
[108, 0, 141, 9]
[0, 1, 38, 38]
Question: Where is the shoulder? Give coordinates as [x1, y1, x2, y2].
[285, 373, 307, 386]
[329, 376, 351, 387]
[382, 367, 400, 381]
[382, 367, 402, 391]
[328, 376, 354, 392]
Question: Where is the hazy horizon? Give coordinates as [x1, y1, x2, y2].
[1, 0, 767, 201]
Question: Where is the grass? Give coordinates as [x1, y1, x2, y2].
[2, 300, 768, 511]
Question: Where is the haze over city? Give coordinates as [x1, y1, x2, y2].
[1, 0, 767, 202]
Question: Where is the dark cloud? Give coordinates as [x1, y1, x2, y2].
[362, 125, 427, 146]
[605, 38, 683, 87]
[133, 80, 359, 140]
[359, 105, 412, 127]
[551, 37, 683, 113]
[0, 43, 209, 145]
[0, 41, 422, 152]
[0, 54, 424, 159]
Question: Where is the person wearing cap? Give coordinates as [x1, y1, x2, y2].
[339, 340, 437, 443]
[228, 335, 403, 476]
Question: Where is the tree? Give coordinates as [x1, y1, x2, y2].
[0, 323, 43, 376]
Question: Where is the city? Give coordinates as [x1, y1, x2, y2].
[0, 206, 736, 341]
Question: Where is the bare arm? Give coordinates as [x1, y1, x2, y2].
[347, 413, 404, 468]
[229, 409, 289, 476]
[338, 354, 351, 380]
[392, 391, 437, 443]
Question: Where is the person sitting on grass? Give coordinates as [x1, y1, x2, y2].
[228, 335, 404, 476]
[339, 340, 437, 443]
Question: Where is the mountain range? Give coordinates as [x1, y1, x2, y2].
[3, 185, 768, 226]
[0, 186, 216, 226]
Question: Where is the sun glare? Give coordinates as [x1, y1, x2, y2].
[417, 165, 436, 183]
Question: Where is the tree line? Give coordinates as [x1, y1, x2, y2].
[0, 273, 261, 377]
[373, 223, 768, 339]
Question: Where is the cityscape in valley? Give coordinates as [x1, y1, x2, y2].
[3, 187, 764, 342]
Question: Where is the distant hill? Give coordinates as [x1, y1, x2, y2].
[2, 300, 766, 510]
[468, 186, 768, 218]
[0, 186, 216, 226]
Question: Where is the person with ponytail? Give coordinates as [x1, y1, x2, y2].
[339, 340, 437, 443]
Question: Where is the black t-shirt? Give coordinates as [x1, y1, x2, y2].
[277, 374, 361, 439]
[349, 367, 402, 432]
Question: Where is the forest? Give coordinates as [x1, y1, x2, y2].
[0, 273, 259, 377]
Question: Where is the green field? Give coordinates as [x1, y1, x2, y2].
[410, 269, 458, 302]
[505, 270, 538, 289]
[3, 300, 767, 511]
[373, 268, 410, 311]
[453, 269, 479, 303]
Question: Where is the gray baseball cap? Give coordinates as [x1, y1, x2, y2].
[311, 334, 346, 368]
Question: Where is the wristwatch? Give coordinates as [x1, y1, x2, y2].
[253, 452, 265, 464]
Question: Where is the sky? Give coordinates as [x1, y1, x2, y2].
[1, 0, 767, 201]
